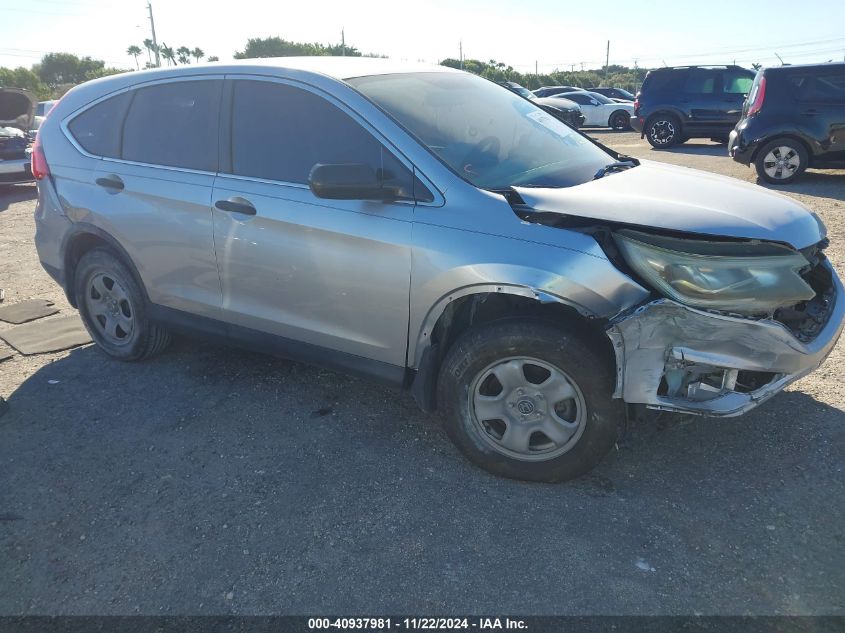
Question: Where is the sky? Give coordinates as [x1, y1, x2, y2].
[1, 0, 844, 73]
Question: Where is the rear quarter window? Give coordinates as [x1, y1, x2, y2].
[68, 92, 132, 158]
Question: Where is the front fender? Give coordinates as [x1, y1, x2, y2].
[408, 224, 649, 368]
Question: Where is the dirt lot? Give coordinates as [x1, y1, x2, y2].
[1, 132, 843, 615]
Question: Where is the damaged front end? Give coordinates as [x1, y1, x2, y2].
[607, 252, 844, 416]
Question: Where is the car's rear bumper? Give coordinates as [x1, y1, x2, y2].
[0, 156, 33, 184]
[630, 115, 644, 134]
[728, 125, 756, 165]
[607, 260, 844, 417]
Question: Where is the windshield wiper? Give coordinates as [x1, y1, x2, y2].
[593, 160, 637, 180]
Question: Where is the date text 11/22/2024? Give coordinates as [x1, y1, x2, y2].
[307, 618, 528, 630]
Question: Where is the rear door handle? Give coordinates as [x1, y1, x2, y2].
[95, 175, 124, 191]
[214, 197, 256, 215]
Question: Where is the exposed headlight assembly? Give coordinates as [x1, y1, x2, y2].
[614, 230, 816, 314]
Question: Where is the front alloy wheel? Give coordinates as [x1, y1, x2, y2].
[436, 319, 622, 482]
[471, 357, 586, 460]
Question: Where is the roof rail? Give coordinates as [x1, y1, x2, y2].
[653, 64, 745, 70]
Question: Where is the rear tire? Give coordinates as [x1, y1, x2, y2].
[436, 319, 622, 483]
[610, 110, 631, 131]
[645, 114, 682, 148]
[75, 248, 170, 361]
[754, 138, 808, 184]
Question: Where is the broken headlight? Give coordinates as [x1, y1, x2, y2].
[614, 230, 815, 313]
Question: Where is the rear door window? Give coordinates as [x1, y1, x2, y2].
[68, 91, 132, 158]
[121, 79, 222, 171]
[790, 71, 845, 103]
[229, 79, 417, 199]
[683, 70, 717, 94]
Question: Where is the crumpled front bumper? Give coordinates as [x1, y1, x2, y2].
[606, 261, 845, 416]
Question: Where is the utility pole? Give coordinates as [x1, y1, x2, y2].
[605, 40, 610, 83]
[147, 1, 160, 68]
[459, 41, 463, 69]
[341, 28, 345, 56]
[535, 60, 538, 76]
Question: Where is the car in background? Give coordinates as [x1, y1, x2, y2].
[0, 87, 36, 187]
[498, 81, 536, 100]
[588, 87, 635, 102]
[535, 96, 585, 128]
[555, 91, 633, 130]
[630, 65, 755, 148]
[729, 62, 845, 184]
[533, 85, 580, 98]
[31, 99, 57, 134]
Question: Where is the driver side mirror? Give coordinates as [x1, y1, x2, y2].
[308, 163, 398, 201]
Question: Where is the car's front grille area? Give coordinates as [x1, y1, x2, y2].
[774, 244, 836, 343]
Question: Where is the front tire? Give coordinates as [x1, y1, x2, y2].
[436, 320, 622, 482]
[754, 138, 807, 184]
[645, 114, 682, 148]
[75, 248, 171, 361]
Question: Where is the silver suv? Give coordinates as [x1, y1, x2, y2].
[33, 59, 844, 482]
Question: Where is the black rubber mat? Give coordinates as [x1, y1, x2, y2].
[0, 315, 91, 355]
[0, 299, 59, 324]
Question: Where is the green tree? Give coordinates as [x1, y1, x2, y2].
[191, 47, 205, 63]
[0, 66, 51, 100]
[127, 45, 142, 70]
[176, 46, 191, 65]
[233, 36, 370, 59]
[206, 56, 219, 62]
[142, 38, 154, 65]
[160, 44, 176, 66]
[36, 53, 106, 87]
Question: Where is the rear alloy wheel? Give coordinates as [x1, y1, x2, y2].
[610, 111, 631, 131]
[645, 115, 681, 148]
[755, 139, 807, 185]
[437, 319, 622, 482]
[75, 248, 171, 361]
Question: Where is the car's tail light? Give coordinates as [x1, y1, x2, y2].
[31, 134, 49, 180]
[746, 76, 766, 117]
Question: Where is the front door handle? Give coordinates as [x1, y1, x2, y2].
[95, 175, 124, 191]
[215, 197, 256, 215]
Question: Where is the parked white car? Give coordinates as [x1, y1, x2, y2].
[553, 91, 633, 130]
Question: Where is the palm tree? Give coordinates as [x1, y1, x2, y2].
[126, 45, 142, 70]
[176, 46, 191, 65]
[142, 38, 154, 65]
[191, 47, 205, 64]
[160, 44, 176, 66]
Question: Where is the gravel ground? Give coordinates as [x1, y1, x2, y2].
[0, 132, 843, 615]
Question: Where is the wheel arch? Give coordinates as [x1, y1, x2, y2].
[409, 286, 616, 412]
[750, 133, 813, 166]
[62, 223, 149, 308]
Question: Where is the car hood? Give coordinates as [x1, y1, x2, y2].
[513, 160, 825, 249]
[536, 97, 579, 112]
[0, 88, 36, 132]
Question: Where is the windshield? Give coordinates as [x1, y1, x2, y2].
[512, 86, 536, 100]
[582, 92, 613, 104]
[349, 72, 612, 189]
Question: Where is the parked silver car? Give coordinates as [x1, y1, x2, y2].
[33, 59, 844, 482]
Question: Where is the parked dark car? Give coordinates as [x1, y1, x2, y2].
[535, 96, 585, 128]
[0, 87, 36, 187]
[729, 62, 845, 184]
[533, 85, 580, 98]
[630, 65, 755, 148]
[588, 87, 635, 101]
[497, 81, 536, 100]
